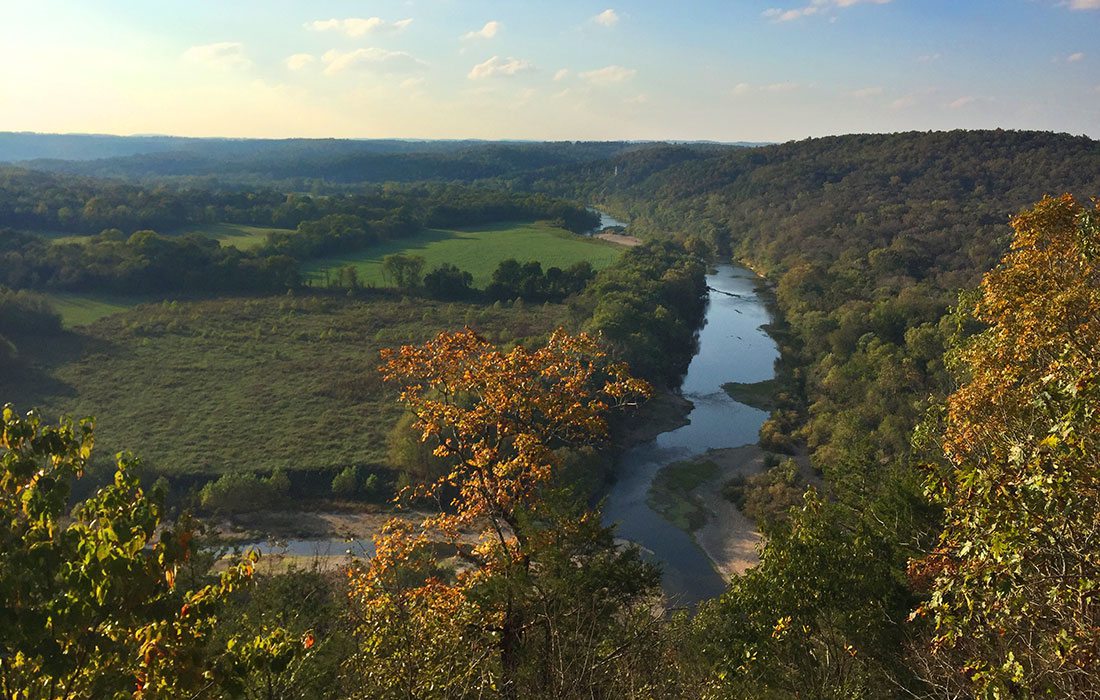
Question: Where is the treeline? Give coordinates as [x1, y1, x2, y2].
[12, 137, 638, 185]
[0, 228, 300, 294]
[0, 168, 600, 237]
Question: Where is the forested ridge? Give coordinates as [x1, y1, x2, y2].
[557, 129, 1100, 697]
[1, 130, 1097, 698]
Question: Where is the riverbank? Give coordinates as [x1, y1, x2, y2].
[692, 446, 765, 576]
[595, 231, 643, 247]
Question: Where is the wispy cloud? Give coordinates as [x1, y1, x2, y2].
[580, 65, 636, 85]
[285, 53, 315, 71]
[764, 0, 892, 22]
[462, 21, 501, 40]
[890, 94, 918, 110]
[468, 56, 534, 79]
[1067, 51, 1086, 62]
[917, 53, 942, 63]
[553, 69, 570, 82]
[592, 9, 620, 27]
[182, 42, 251, 70]
[733, 81, 801, 95]
[321, 48, 425, 75]
[849, 86, 883, 98]
[948, 96, 976, 109]
[1068, 0, 1100, 9]
[306, 18, 413, 37]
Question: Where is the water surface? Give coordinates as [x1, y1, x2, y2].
[602, 264, 778, 605]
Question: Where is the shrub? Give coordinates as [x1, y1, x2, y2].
[331, 466, 359, 498]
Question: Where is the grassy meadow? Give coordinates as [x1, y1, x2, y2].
[7, 294, 572, 477]
[303, 221, 622, 287]
[171, 222, 294, 251]
[44, 292, 154, 327]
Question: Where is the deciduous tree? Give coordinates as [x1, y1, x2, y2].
[913, 195, 1100, 696]
[345, 329, 657, 698]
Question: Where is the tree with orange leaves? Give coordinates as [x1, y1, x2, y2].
[345, 328, 664, 698]
[914, 195, 1100, 697]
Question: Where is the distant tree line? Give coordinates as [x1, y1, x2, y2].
[0, 167, 600, 237]
[0, 172, 600, 296]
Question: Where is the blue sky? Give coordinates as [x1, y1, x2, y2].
[1, 0, 1097, 140]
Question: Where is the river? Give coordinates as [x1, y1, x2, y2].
[602, 264, 779, 606]
[590, 209, 628, 230]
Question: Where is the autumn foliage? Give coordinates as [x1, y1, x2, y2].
[345, 328, 654, 697]
[916, 195, 1100, 696]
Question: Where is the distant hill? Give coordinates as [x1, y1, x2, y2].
[0, 133, 663, 185]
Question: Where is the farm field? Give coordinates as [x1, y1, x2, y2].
[302, 221, 622, 287]
[7, 294, 572, 477]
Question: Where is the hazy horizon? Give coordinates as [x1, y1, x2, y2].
[2, 1, 1098, 141]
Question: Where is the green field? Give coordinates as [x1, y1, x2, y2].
[7, 295, 571, 477]
[172, 222, 294, 251]
[44, 292, 155, 327]
[303, 221, 622, 287]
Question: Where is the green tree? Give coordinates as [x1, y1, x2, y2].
[0, 405, 269, 698]
[692, 493, 914, 699]
[423, 263, 474, 299]
[331, 465, 358, 498]
[381, 253, 425, 290]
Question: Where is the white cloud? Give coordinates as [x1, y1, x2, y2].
[285, 53, 315, 71]
[948, 96, 976, 109]
[593, 9, 620, 27]
[468, 56, 534, 79]
[306, 18, 413, 37]
[182, 42, 251, 70]
[764, 0, 891, 22]
[321, 48, 425, 75]
[917, 53, 942, 63]
[400, 76, 426, 90]
[553, 69, 570, 82]
[1069, 0, 1100, 9]
[1067, 51, 1086, 62]
[849, 86, 883, 98]
[580, 65, 636, 85]
[462, 21, 501, 40]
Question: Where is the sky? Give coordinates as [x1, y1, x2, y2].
[1, 0, 1098, 142]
